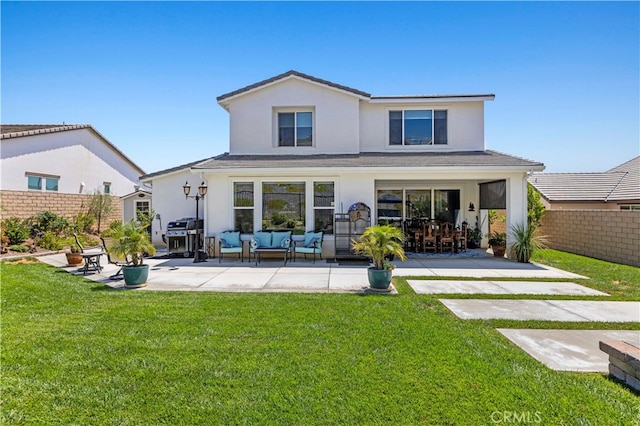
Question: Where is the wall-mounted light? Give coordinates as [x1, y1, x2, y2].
[468, 202, 475, 212]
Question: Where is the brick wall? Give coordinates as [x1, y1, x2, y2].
[539, 210, 640, 267]
[0, 190, 122, 230]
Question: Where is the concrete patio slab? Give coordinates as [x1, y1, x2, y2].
[36, 252, 589, 293]
[409, 280, 607, 296]
[440, 299, 640, 322]
[498, 329, 640, 372]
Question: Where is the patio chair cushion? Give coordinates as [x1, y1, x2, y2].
[271, 231, 291, 249]
[303, 232, 323, 248]
[220, 231, 241, 248]
[253, 231, 272, 248]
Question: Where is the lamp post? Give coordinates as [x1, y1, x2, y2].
[183, 180, 208, 263]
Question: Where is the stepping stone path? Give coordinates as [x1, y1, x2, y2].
[405, 279, 640, 372]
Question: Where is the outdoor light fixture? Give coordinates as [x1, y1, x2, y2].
[468, 202, 475, 212]
[183, 180, 208, 263]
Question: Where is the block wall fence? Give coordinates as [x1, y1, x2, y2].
[539, 210, 640, 268]
[0, 190, 123, 229]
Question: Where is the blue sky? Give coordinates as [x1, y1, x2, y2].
[2, 1, 638, 174]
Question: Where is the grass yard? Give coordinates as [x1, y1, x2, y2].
[2, 251, 639, 424]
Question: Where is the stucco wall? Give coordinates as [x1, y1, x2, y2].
[1, 128, 142, 195]
[0, 190, 123, 231]
[359, 101, 486, 152]
[227, 78, 361, 155]
[539, 210, 640, 267]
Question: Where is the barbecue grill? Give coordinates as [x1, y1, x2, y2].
[165, 217, 203, 257]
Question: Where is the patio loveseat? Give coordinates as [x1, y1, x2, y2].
[249, 231, 292, 266]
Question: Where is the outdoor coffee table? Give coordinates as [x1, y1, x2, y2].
[253, 248, 289, 266]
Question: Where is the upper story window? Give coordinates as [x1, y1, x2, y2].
[389, 109, 447, 145]
[27, 173, 59, 192]
[278, 111, 313, 147]
[104, 182, 111, 194]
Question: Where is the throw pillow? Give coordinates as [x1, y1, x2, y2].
[254, 231, 272, 248]
[271, 231, 291, 248]
[303, 232, 322, 248]
[221, 231, 241, 247]
[250, 238, 259, 250]
[280, 238, 290, 249]
[304, 237, 319, 248]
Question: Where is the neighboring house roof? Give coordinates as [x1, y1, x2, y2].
[192, 150, 543, 172]
[139, 155, 221, 181]
[528, 156, 640, 202]
[0, 124, 145, 175]
[216, 70, 494, 104]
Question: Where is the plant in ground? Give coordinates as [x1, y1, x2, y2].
[2, 217, 30, 245]
[509, 222, 547, 262]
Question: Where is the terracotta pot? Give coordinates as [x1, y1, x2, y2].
[492, 245, 506, 258]
[66, 252, 83, 266]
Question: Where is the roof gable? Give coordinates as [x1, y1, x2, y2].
[217, 70, 371, 106]
[1, 124, 145, 175]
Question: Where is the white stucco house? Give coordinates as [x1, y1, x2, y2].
[0, 124, 148, 226]
[141, 71, 544, 254]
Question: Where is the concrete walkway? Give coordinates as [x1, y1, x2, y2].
[439, 299, 640, 322]
[408, 280, 607, 296]
[498, 329, 640, 372]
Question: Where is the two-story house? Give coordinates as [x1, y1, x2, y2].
[141, 71, 544, 253]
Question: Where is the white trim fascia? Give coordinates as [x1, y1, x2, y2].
[194, 164, 545, 176]
[368, 95, 495, 104]
[218, 75, 369, 108]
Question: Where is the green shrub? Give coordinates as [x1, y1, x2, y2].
[2, 218, 30, 245]
[37, 231, 65, 251]
[270, 213, 286, 226]
[8, 244, 29, 252]
[73, 213, 95, 234]
[29, 211, 70, 236]
[101, 221, 123, 238]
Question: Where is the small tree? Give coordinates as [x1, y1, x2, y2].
[527, 183, 546, 228]
[87, 189, 113, 233]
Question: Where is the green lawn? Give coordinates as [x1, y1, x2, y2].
[2, 251, 639, 424]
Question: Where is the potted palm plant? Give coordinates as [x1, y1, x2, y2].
[487, 231, 507, 257]
[509, 222, 547, 263]
[351, 224, 406, 290]
[110, 220, 156, 288]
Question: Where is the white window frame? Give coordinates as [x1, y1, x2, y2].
[274, 107, 315, 148]
[26, 172, 59, 192]
[103, 182, 111, 194]
[232, 182, 254, 233]
[388, 108, 448, 146]
[313, 181, 335, 234]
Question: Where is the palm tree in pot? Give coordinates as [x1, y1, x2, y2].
[110, 220, 156, 288]
[351, 224, 406, 289]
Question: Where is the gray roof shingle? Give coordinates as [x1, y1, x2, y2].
[191, 150, 543, 171]
[528, 156, 640, 202]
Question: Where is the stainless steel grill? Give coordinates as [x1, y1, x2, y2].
[165, 218, 203, 257]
